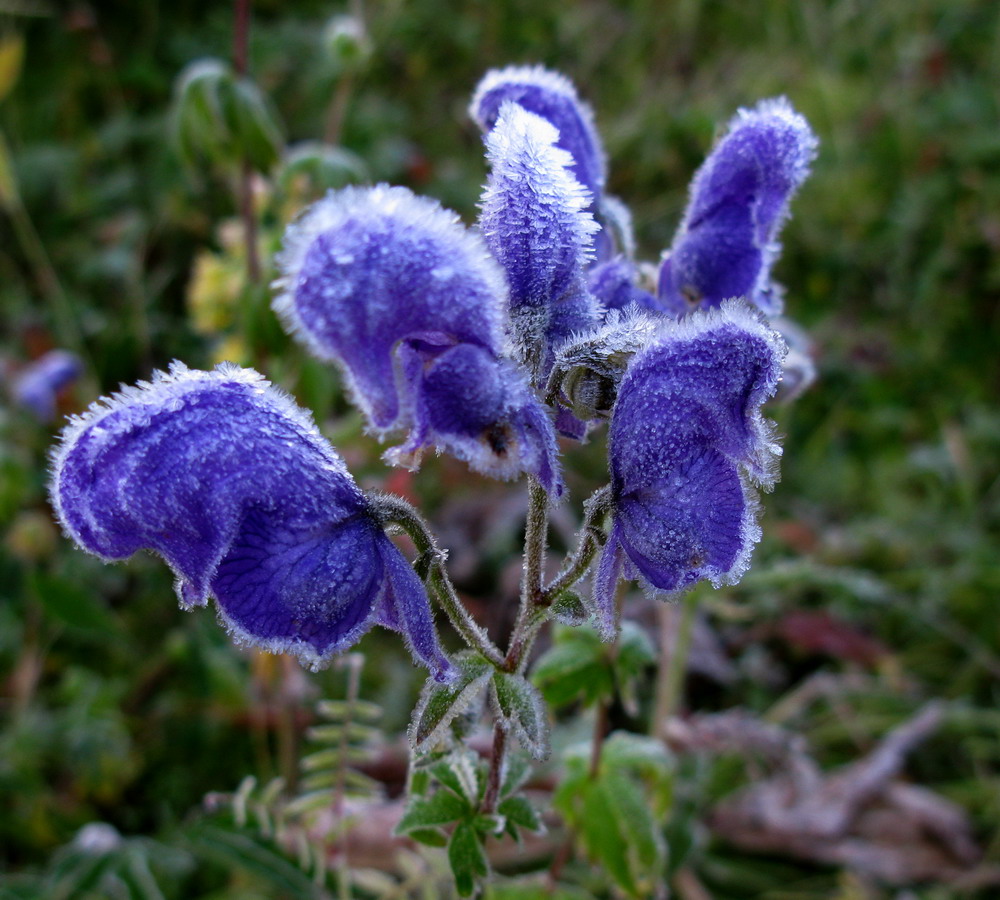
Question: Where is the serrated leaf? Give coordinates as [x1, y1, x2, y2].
[492, 672, 550, 760]
[550, 590, 589, 626]
[408, 652, 492, 752]
[448, 821, 488, 898]
[497, 795, 543, 835]
[395, 790, 469, 835]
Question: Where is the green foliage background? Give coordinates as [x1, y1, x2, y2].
[1, 0, 998, 897]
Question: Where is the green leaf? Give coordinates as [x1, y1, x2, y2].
[395, 789, 469, 835]
[492, 671, 550, 759]
[408, 651, 492, 752]
[550, 591, 589, 626]
[614, 622, 656, 715]
[448, 821, 488, 898]
[407, 827, 448, 848]
[580, 781, 636, 896]
[531, 626, 612, 708]
[499, 752, 533, 800]
[429, 751, 482, 803]
[229, 77, 284, 173]
[497, 795, 543, 835]
[171, 59, 236, 170]
[599, 732, 673, 813]
[602, 769, 668, 887]
[615, 622, 656, 678]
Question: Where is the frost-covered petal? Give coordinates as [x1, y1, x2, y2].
[49, 362, 450, 677]
[275, 184, 562, 494]
[658, 98, 817, 315]
[373, 536, 453, 679]
[389, 344, 563, 496]
[478, 103, 601, 372]
[274, 184, 507, 430]
[470, 65, 606, 203]
[594, 304, 784, 631]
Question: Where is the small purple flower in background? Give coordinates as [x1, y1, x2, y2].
[478, 102, 601, 377]
[471, 65, 606, 214]
[49, 362, 452, 678]
[273, 184, 562, 496]
[9, 350, 82, 422]
[591, 303, 785, 638]
[587, 256, 660, 316]
[657, 98, 818, 317]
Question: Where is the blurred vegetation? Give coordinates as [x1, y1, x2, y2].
[1, 0, 998, 897]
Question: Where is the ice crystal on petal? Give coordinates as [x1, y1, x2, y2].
[479, 103, 602, 378]
[592, 303, 785, 637]
[470, 64, 607, 205]
[274, 184, 562, 495]
[658, 98, 818, 316]
[49, 362, 451, 678]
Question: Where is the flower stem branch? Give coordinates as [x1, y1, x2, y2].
[542, 484, 611, 603]
[372, 491, 504, 669]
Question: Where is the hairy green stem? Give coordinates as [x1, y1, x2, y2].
[372, 492, 504, 668]
[542, 485, 611, 604]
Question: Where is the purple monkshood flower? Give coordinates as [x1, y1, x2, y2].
[478, 102, 601, 378]
[658, 98, 818, 317]
[273, 184, 562, 497]
[10, 350, 82, 422]
[591, 302, 785, 638]
[470, 65, 606, 211]
[588, 257, 660, 315]
[49, 362, 452, 679]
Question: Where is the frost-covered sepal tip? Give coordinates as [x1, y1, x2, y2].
[479, 103, 601, 376]
[591, 303, 785, 638]
[470, 65, 606, 205]
[274, 184, 562, 496]
[49, 363, 452, 680]
[658, 97, 818, 317]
